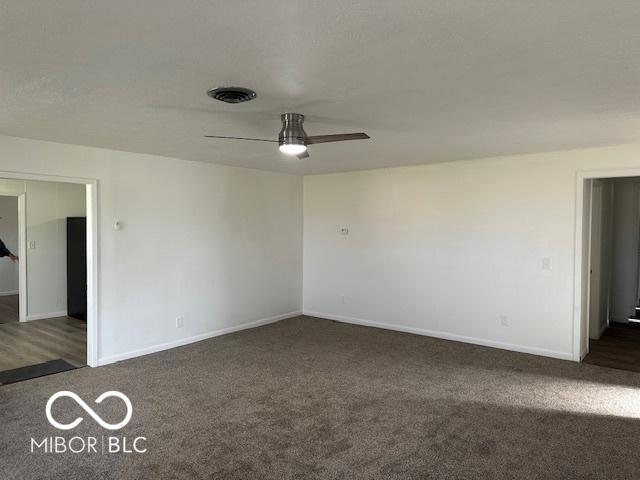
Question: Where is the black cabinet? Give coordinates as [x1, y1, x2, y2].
[67, 217, 87, 321]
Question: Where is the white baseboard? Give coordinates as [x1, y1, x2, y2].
[24, 310, 68, 322]
[0, 290, 18, 297]
[98, 310, 302, 366]
[303, 310, 574, 362]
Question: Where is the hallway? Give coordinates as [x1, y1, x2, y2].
[584, 323, 640, 372]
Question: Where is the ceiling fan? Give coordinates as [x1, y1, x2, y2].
[205, 113, 370, 159]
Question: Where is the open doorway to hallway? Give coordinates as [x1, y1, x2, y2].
[583, 176, 640, 372]
[0, 178, 88, 384]
[0, 194, 19, 324]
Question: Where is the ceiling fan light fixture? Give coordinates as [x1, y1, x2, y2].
[278, 113, 308, 156]
[279, 143, 307, 155]
[204, 110, 369, 161]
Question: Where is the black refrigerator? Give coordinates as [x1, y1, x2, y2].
[67, 217, 87, 321]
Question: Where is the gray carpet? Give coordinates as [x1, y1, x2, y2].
[1, 316, 640, 479]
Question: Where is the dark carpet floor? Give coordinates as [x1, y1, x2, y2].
[1, 315, 640, 479]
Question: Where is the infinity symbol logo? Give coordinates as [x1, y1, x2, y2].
[45, 391, 133, 431]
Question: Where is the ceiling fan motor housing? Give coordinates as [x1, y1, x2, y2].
[279, 113, 307, 147]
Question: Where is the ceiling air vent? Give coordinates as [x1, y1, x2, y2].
[207, 87, 257, 104]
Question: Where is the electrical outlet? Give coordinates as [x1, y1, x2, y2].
[500, 314, 509, 327]
[338, 227, 349, 235]
[542, 257, 552, 270]
[341, 295, 347, 304]
[176, 316, 184, 328]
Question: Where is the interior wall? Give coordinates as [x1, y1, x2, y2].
[25, 180, 86, 319]
[600, 180, 615, 328]
[303, 145, 640, 360]
[579, 180, 592, 357]
[0, 195, 18, 294]
[0, 135, 303, 365]
[588, 179, 614, 339]
[6, 133, 640, 364]
[609, 177, 640, 323]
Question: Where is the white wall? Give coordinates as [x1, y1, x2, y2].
[0, 135, 303, 365]
[588, 179, 614, 339]
[0, 195, 18, 294]
[600, 180, 615, 329]
[303, 145, 640, 361]
[25, 180, 86, 319]
[6, 133, 640, 365]
[609, 177, 640, 323]
[579, 180, 592, 357]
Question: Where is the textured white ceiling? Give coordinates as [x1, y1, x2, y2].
[1, 1, 640, 174]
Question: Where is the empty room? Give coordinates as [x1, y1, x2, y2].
[1, 2, 640, 479]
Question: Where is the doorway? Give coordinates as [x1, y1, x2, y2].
[0, 173, 98, 385]
[576, 172, 640, 371]
[0, 195, 20, 324]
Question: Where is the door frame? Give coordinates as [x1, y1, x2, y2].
[574, 166, 640, 361]
[0, 189, 26, 321]
[0, 171, 99, 367]
[17, 192, 26, 322]
[635, 183, 640, 303]
[587, 180, 604, 340]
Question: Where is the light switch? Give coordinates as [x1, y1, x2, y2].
[28, 241, 36, 250]
[338, 227, 349, 235]
[542, 257, 552, 270]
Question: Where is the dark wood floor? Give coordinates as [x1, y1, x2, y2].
[0, 316, 86, 371]
[0, 294, 19, 324]
[583, 323, 640, 372]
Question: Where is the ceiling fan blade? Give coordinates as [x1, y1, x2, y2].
[296, 150, 310, 160]
[204, 135, 277, 143]
[305, 133, 370, 145]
